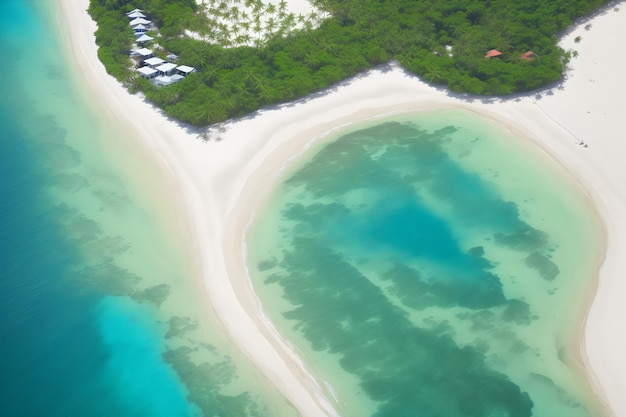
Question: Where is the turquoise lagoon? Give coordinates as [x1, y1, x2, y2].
[0, 0, 297, 416]
[247, 110, 604, 417]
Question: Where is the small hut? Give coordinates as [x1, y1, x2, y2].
[154, 74, 184, 87]
[485, 49, 503, 59]
[520, 51, 536, 61]
[127, 11, 146, 19]
[131, 48, 153, 59]
[130, 18, 151, 27]
[156, 62, 178, 76]
[136, 34, 154, 47]
[176, 65, 196, 77]
[133, 24, 148, 34]
[137, 66, 158, 79]
[144, 57, 165, 68]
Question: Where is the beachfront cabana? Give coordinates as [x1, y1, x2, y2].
[127, 8, 143, 15]
[166, 53, 179, 61]
[176, 65, 196, 76]
[133, 24, 147, 34]
[135, 48, 153, 57]
[485, 49, 502, 58]
[156, 62, 177, 76]
[130, 48, 153, 61]
[137, 66, 158, 79]
[130, 18, 151, 27]
[127, 11, 146, 19]
[520, 51, 537, 61]
[154, 74, 184, 87]
[144, 57, 165, 68]
[136, 34, 154, 46]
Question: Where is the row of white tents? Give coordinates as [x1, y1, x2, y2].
[127, 8, 196, 86]
[127, 9, 153, 45]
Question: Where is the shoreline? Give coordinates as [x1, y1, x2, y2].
[231, 102, 609, 415]
[55, 0, 626, 416]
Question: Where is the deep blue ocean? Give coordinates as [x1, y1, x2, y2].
[0, 1, 200, 416]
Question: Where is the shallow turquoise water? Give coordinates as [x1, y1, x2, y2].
[248, 111, 602, 417]
[0, 1, 297, 416]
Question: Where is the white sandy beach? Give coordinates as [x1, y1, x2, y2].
[56, 0, 626, 415]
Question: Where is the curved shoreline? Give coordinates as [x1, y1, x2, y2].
[231, 103, 609, 416]
[56, 0, 626, 416]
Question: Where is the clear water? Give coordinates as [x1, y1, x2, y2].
[248, 110, 603, 417]
[0, 1, 297, 416]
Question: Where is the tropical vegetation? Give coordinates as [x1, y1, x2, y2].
[89, 0, 608, 127]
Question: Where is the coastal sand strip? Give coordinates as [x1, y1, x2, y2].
[55, 0, 340, 415]
[56, 0, 626, 415]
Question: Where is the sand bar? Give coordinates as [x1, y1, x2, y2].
[56, 0, 626, 415]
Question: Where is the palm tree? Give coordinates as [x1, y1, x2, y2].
[230, 6, 240, 22]
[194, 53, 210, 70]
[252, 0, 263, 14]
[396, 52, 412, 67]
[424, 66, 443, 82]
[274, 26, 285, 39]
[253, 20, 263, 37]
[204, 24, 217, 42]
[266, 17, 276, 32]
[259, 84, 275, 103]
[496, 38, 513, 53]
[241, 68, 260, 86]
[318, 38, 335, 53]
[303, 53, 319, 69]
[283, 13, 295, 27]
[231, 23, 241, 39]
[241, 33, 251, 45]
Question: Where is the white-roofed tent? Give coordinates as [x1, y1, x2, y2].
[130, 18, 151, 27]
[136, 34, 154, 46]
[127, 11, 146, 19]
[176, 65, 196, 76]
[133, 24, 148, 34]
[156, 62, 177, 76]
[127, 8, 143, 15]
[130, 48, 153, 59]
[154, 74, 184, 87]
[133, 48, 153, 57]
[144, 57, 165, 68]
[137, 66, 158, 79]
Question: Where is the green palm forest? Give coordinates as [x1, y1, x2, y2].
[89, 0, 607, 127]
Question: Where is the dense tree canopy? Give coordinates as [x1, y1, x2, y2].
[89, 0, 608, 126]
